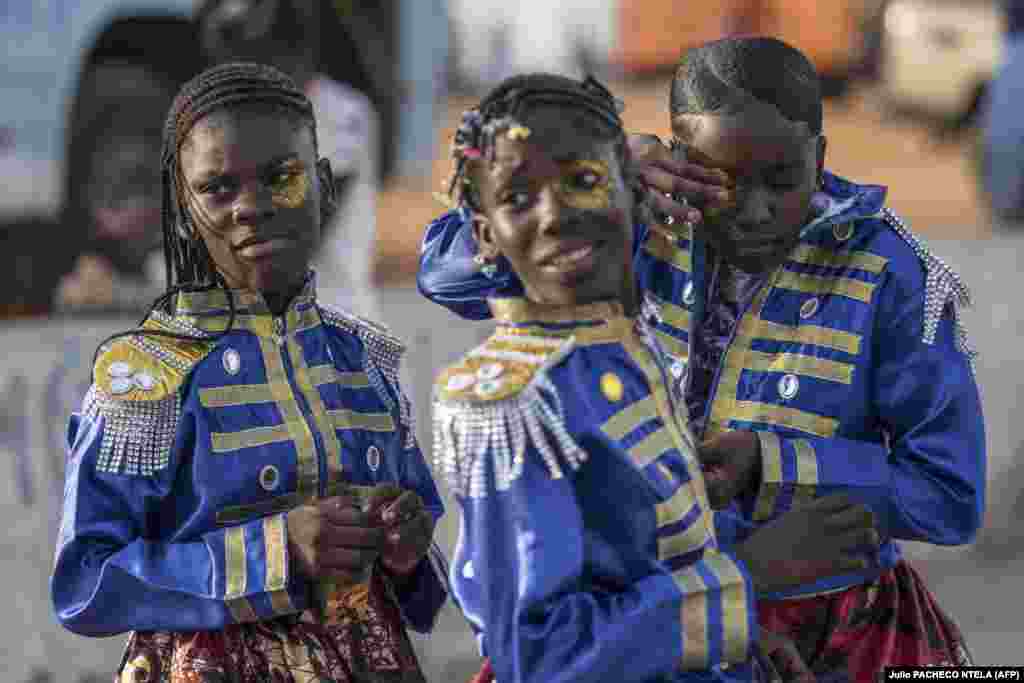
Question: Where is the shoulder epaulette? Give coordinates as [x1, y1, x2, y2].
[87, 319, 215, 476]
[878, 208, 977, 371]
[317, 302, 415, 446]
[432, 331, 585, 498]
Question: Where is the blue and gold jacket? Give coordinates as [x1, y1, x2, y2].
[434, 299, 761, 683]
[418, 172, 986, 600]
[52, 275, 447, 637]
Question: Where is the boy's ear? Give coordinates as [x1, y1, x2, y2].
[471, 214, 499, 260]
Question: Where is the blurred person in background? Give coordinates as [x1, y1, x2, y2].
[197, 0, 386, 322]
[54, 13, 208, 314]
[982, 0, 1024, 224]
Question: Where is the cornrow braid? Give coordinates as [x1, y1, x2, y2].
[670, 36, 822, 137]
[92, 62, 319, 376]
[440, 73, 627, 216]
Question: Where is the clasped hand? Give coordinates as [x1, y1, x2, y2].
[286, 484, 435, 584]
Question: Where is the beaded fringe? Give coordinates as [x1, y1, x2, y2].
[318, 304, 418, 450]
[881, 208, 978, 373]
[84, 384, 180, 476]
[433, 373, 587, 499]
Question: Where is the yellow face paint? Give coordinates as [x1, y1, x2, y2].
[506, 125, 532, 141]
[556, 160, 612, 210]
[269, 162, 309, 209]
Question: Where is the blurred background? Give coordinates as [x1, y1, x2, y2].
[2, 1, 1022, 680]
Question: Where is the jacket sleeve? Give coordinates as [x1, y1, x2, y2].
[445, 417, 757, 683]
[747, 286, 985, 545]
[51, 387, 310, 637]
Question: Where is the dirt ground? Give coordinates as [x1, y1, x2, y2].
[373, 77, 992, 285]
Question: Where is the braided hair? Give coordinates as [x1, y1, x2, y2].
[441, 73, 630, 216]
[670, 36, 822, 140]
[93, 62, 322, 370]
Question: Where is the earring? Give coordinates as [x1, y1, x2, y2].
[474, 253, 498, 279]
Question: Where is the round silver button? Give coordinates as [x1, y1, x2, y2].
[109, 377, 134, 395]
[800, 297, 820, 319]
[476, 362, 505, 381]
[366, 445, 381, 472]
[133, 373, 156, 392]
[222, 348, 241, 376]
[463, 561, 475, 579]
[107, 362, 133, 378]
[259, 465, 280, 491]
[475, 378, 504, 398]
[446, 373, 476, 392]
[682, 281, 695, 306]
[833, 223, 855, 242]
[778, 374, 800, 400]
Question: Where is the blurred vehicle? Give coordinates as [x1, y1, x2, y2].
[880, 0, 1004, 130]
[612, 0, 886, 94]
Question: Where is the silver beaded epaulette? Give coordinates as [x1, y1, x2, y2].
[83, 384, 179, 476]
[318, 303, 417, 449]
[433, 371, 587, 499]
[880, 208, 977, 372]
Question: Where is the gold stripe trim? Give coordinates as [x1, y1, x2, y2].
[753, 432, 783, 522]
[227, 597, 259, 623]
[703, 553, 750, 665]
[732, 401, 838, 438]
[328, 409, 396, 432]
[745, 350, 854, 384]
[287, 337, 345, 486]
[290, 305, 322, 334]
[263, 515, 287, 592]
[200, 384, 276, 408]
[307, 365, 371, 389]
[225, 526, 247, 600]
[628, 428, 675, 469]
[211, 424, 292, 453]
[674, 568, 710, 670]
[789, 244, 889, 274]
[643, 233, 692, 272]
[757, 319, 861, 355]
[258, 338, 319, 497]
[177, 288, 264, 314]
[793, 439, 819, 508]
[601, 396, 657, 441]
[654, 297, 692, 332]
[655, 330, 690, 359]
[656, 484, 709, 562]
[775, 270, 875, 304]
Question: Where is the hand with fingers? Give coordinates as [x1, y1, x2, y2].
[365, 484, 437, 578]
[735, 493, 880, 596]
[286, 494, 385, 585]
[698, 430, 762, 510]
[626, 133, 735, 229]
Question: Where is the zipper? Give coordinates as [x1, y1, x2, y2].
[274, 314, 329, 499]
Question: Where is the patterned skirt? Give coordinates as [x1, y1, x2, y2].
[758, 560, 973, 683]
[114, 572, 426, 683]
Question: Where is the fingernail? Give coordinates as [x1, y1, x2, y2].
[389, 532, 400, 543]
[716, 190, 732, 202]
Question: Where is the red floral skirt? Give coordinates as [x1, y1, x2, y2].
[758, 560, 973, 683]
[114, 572, 426, 683]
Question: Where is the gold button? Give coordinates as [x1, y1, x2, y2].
[600, 372, 624, 402]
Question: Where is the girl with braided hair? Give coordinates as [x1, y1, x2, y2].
[421, 38, 984, 682]
[52, 62, 446, 683]
[431, 72, 879, 683]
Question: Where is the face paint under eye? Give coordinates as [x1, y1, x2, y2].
[556, 160, 612, 210]
[269, 166, 309, 209]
